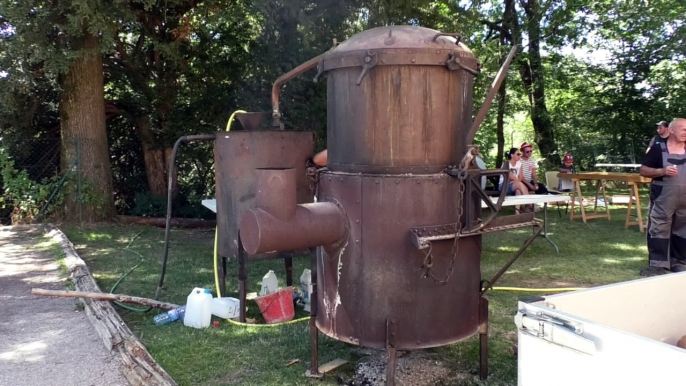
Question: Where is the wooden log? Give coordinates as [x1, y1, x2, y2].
[44, 224, 178, 386]
[31, 288, 180, 311]
[115, 215, 216, 229]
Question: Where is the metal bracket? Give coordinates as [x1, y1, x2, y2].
[356, 50, 378, 85]
[409, 215, 539, 250]
[515, 309, 596, 355]
[446, 52, 481, 76]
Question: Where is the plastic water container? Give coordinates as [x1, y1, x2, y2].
[153, 306, 186, 326]
[211, 297, 240, 319]
[183, 288, 213, 329]
[260, 270, 278, 296]
[300, 269, 312, 313]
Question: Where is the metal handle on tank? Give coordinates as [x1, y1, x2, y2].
[429, 33, 462, 45]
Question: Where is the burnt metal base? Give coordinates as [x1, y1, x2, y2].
[386, 318, 398, 386]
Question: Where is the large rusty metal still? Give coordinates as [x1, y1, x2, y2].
[240, 25, 537, 384]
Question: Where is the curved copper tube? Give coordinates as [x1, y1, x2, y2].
[271, 52, 329, 128]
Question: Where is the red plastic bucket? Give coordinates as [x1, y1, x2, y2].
[254, 287, 295, 324]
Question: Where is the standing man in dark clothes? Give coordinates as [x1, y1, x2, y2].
[640, 118, 686, 276]
[646, 121, 670, 153]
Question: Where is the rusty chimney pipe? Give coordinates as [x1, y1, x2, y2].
[240, 168, 347, 254]
[255, 168, 297, 221]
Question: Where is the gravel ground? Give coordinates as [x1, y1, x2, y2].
[343, 349, 471, 386]
[0, 225, 127, 386]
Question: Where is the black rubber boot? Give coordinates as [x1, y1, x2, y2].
[640, 266, 671, 277]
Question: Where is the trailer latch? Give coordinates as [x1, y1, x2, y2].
[515, 309, 597, 355]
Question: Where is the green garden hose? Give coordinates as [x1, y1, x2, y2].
[111, 230, 153, 312]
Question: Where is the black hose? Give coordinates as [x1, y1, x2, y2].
[155, 134, 216, 300]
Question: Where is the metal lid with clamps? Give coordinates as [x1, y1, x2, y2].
[314, 25, 481, 85]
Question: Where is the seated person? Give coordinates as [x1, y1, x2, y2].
[520, 141, 548, 194]
[558, 153, 575, 191]
[499, 148, 529, 212]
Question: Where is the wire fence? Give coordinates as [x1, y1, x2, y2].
[0, 136, 216, 225]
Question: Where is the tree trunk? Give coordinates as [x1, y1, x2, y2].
[59, 32, 114, 222]
[519, 0, 559, 167]
[142, 143, 168, 196]
[135, 117, 176, 198]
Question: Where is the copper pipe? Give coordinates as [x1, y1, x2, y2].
[271, 52, 329, 128]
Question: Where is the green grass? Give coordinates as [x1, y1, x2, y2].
[61, 188, 649, 386]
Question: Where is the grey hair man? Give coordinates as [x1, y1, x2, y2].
[640, 118, 686, 276]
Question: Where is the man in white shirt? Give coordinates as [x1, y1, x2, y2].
[519, 141, 548, 194]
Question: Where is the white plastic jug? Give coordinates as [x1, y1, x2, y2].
[259, 270, 278, 296]
[300, 269, 313, 312]
[211, 297, 240, 319]
[183, 288, 213, 328]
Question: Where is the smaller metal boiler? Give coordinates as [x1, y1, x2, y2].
[239, 26, 541, 385]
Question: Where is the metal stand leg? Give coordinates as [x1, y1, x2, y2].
[386, 318, 397, 386]
[478, 297, 489, 380]
[219, 255, 227, 297]
[306, 250, 322, 378]
[538, 203, 560, 255]
[284, 255, 293, 286]
[237, 237, 248, 323]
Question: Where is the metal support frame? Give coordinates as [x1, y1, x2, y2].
[478, 297, 489, 380]
[386, 318, 398, 386]
[306, 250, 322, 378]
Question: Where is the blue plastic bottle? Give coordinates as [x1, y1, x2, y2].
[153, 306, 186, 326]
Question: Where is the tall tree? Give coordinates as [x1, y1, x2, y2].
[1, 1, 116, 221]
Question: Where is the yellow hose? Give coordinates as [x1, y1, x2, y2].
[225, 110, 247, 132]
[226, 316, 309, 327]
[492, 287, 586, 292]
[214, 109, 248, 298]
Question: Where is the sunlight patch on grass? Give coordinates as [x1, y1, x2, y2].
[86, 232, 113, 241]
[608, 243, 646, 251]
[602, 258, 623, 264]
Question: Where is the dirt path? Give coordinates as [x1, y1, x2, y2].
[0, 225, 127, 386]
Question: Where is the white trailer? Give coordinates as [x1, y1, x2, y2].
[515, 273, 686, 386]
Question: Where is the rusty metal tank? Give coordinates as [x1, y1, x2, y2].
[240, 25, 522, 383]
[320, 26, 479, 174]
[312, 25, 481, 349]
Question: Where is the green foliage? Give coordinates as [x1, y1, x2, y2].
[3, 0, 686, 218]
[0, 150, 60, 223]
[130, 192, 167, 217]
